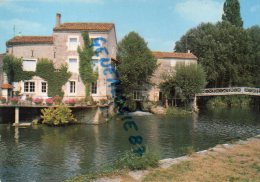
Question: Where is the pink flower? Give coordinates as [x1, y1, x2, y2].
[33, 98, 43, 104]
[64, 99, 76, 104]
[45, 98, 54, 104]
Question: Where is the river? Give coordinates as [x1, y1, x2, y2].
[0, 108, 259, 181]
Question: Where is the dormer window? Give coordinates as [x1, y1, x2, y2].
[68, 36, 79, 51]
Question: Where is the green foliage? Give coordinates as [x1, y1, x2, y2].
[247, 25, 260, 87]
[222, 0, 243, 27]
[207, 96, 251, 108]
[115, 148, 159, 170]
[117, 31, 157, 99]
[175, 64, 206, 102]
[36, 59, 71, 97]
[175, 22, 252, 87]
[41, 105, 77, 126]
[3, 55, 35, 82]
[78, 32, 97, 96]
[166, 107, 192, 116]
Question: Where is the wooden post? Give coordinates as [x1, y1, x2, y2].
[15, 107, 19, 125]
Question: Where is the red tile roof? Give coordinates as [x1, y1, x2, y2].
[6, 36, 53, 46]
[53, 22, 114, 31]
[152, 51, 197, 59]
[1, 83, 13, 89]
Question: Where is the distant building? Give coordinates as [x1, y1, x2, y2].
[147, 51, 197, 102]
[5, 13, 117, 100]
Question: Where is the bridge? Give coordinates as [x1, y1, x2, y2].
[196, 87, 260, 97]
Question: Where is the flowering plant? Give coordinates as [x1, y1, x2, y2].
[99, 98, 108, 105]
[10, 97, 19, 105]
[53, 95, 62, 105]
[0, 96, 6, 103]
[45, 98, 54, 106]
[33, 98, 43, 105]
[64, 99, 76, 106]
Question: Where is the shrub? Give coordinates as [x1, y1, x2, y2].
[0, 96, 6, 104]
[33, 98, 43, 105]
[115, 149, 159, 170]
[41, 105, 77, 126]
[166, 107, 192, 116]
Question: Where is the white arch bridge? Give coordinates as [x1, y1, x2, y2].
[196, 87, 260, 97]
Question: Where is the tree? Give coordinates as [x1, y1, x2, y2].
[222, 0, 243, 27]
[78, 32, 97, 96]
[160, 64, 206, 108]
[117, 32, 157, 99]
[175, 64, 206, 104]
[247, 25, 260, 87]
[175, 22, 252, 87]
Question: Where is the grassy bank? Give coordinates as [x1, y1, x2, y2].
[166, 107, 192, 116]
[66, 148, 159, 182]
[143, 137, 260, 182]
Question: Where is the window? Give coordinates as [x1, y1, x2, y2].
[41, 82, 47, 93]
[91, 59, 99, 72]
[23, 59, 37, 71]
[91, 82, 97, 94]
[24, 82, 35, 93]
[68, 37, 79, 50]
[69, 81, 76, 93]
[68, 58, 78, 73]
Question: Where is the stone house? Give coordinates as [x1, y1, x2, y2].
[5, 13, 117, 101]
[147, 51, 197, 102]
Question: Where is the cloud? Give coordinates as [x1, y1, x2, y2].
[175, 0, 223, 24]
[0, 19, 48, 36]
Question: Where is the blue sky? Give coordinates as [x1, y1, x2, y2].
[0, 0, 259, 53]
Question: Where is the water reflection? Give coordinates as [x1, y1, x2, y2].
[0, 108, 259, 181]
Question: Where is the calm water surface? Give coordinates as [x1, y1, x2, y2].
[0, 108, 259, 181]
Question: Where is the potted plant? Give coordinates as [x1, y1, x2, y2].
[64, 99, 76, 106]
[99, 98, 108, 105]
[9, 97, 20, 105]
[33, 98, 43, 105]
[0, 96, 6, 104]
[45, 98, 54, 106]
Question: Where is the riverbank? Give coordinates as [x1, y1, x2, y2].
[76, 135, 260, 182]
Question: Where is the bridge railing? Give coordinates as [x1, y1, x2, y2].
[197, 87, 260, 96]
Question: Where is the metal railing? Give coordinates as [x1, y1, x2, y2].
[196, 87, 260, 96]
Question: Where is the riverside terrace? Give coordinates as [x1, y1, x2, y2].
[0, 101, 111, 126]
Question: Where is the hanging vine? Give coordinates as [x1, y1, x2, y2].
[78, 32, 98, 96]
[3, 55, 35, 82]
[3, 55, 71, 97]
[36, 59, 71, 97]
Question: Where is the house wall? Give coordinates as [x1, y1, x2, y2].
[148, 58, 197, 102]
[5, 28, 117, 100]
[7, 44, 54, 60]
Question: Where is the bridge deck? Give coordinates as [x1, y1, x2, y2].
[196, 87, 260, 97]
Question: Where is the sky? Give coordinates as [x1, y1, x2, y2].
[0, 0, 259, 53]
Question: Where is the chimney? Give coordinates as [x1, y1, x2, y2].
[187, 50, 191, 53]
[56, 13, 61, 27]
